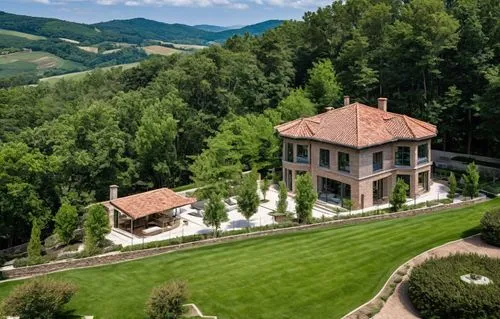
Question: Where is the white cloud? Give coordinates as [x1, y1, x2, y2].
[31, 0, 326, 9]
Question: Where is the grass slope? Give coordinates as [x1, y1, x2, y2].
[0, 28, 45, 40]
[1, 199, 498, 319]
[39, 62, 139, 84]
[0, 51, 82, 77]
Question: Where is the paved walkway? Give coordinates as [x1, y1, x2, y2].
[373, 236, 500, 319]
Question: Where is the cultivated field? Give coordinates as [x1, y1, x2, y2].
[0, 199, 496, 319]
[39, 62, 140, 84]
[143, 45, 183, 56]
[77, 46, 99, 53]
[0, 28, 45, 40]
[0, 51, 81, 78]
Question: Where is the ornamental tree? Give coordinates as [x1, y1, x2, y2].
[390, 178, 409, 211]
[260, 178, 271, 201]
[276, 181, 288, 216]
[237, 171, 260, 230]
[447, 172, 457, 199]
[54, 203, 79, 245]
[84, 204, 110, 254]
[27, 219, 42, 264]
[203, 194, 228, 237]
[463, 162, 480, 199]
[295, 173, 317, 224]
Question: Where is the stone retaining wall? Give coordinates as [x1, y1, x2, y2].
[1, 197, 487, 279]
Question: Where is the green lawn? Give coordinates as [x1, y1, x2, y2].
[1, 199, 498, 319]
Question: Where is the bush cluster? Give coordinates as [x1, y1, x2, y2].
[146, 280, 189, 319]
[481, 209, 500, 246]
[0, 278, 77, 319]
[408, 254, 500, 319]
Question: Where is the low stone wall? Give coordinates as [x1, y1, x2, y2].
[1, 197, 487, 280]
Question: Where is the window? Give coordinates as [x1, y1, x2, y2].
[338, 152, 350, 172]
[296, 145, 309, 163]
[417, 143, 429, 164]
[285, 143, 294, 162]
[373, 151, 383, 172]
[395, 146, 411, 166]
[319, 149, 330, 168]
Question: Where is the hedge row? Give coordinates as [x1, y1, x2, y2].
[408, 254, 500, 319]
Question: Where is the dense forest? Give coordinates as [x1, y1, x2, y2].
[0, 0, 499, 248]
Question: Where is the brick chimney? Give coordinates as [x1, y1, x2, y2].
[344, 96, 350, 106]
[109, 185, 119, 201]
[378, 98, 388, 112]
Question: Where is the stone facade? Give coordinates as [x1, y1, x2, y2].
[282, 138, 433, 209]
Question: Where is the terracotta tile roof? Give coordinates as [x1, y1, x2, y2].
[110, 188, 196, 220]
[275, 103, 437, 149]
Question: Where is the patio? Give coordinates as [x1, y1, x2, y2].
[109, 188, 196, 237]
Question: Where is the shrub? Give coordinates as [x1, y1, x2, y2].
[0, 278, 77, 319]
[408, 254, 500, 319]
[145, 280, 190, 319]
[54, 203, 79, 245]
[481, 209, 500, 247]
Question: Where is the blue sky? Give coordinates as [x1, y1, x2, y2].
[2, 0, 330, 26]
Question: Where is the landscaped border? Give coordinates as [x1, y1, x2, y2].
[342, 236, 476, 319]
[0, 197, 487, 280]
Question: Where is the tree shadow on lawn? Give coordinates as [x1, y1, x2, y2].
[56, 309, 81, 319]
[461, 225, 481, 238]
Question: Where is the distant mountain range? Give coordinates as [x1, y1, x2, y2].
[193, 24, 244, 32]
[0, 11, 283, 45]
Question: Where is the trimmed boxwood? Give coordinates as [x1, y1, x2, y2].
[481, 209, 500, 246]
[408, 254, 500, 319]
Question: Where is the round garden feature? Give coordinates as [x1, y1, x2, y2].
[408, 253, 500, 319]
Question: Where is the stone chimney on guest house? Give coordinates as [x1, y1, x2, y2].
[109, 185, 119, 201]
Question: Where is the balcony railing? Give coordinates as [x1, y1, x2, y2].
[296, 156, 309, 164]
[417, 157, 429, 165]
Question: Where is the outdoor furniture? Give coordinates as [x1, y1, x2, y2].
[142, 226, 162, 236]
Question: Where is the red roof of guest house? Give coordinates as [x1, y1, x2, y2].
[110, 188, 196, 220]
[275, 102, 437, 149]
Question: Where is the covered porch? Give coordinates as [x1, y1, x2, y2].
[110, 188, 196, 237]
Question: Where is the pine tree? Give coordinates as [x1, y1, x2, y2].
[27, 219, 42, 264]
[447, 172, 457, 200]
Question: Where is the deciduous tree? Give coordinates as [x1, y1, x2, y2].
[295, 173, 317, 224]
[237, 171, 260, 229]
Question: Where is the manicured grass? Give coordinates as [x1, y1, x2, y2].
[1, 199, 498, 319]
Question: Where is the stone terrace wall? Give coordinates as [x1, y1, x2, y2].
[2, 197, 487, 279]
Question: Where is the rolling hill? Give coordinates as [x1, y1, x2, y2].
[0, 11, 284, 45]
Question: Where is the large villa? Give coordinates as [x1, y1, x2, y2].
[275, 97, 437, 210]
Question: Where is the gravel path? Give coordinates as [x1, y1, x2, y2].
[374, 236, 500, 319]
